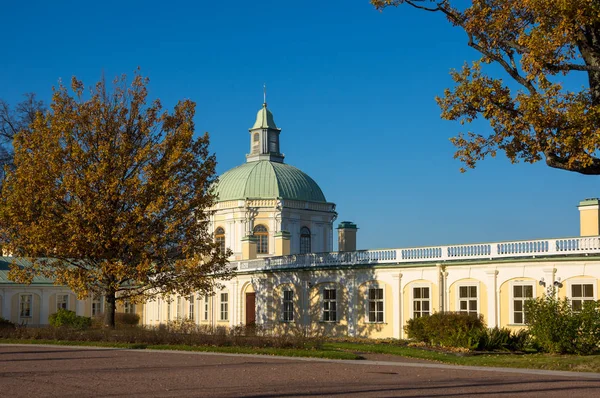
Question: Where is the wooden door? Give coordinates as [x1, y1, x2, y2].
[245, 292, 256, 325]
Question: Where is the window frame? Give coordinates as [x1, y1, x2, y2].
[188, 295, 195, 321]
[220, 292, 229, 321]
[123, 299, 135, 314]
[322, 287, 337, 322]
[92, 295, 104, 316]
[282, 288, 294, 322]
[300, 226, 311, 254]
[56, 293, 69, 311]
[19, 294, 33, 319]
[509, 280, 535, 325]
[253, 224, 269, 254]
[567, 279, 596, 312]
[215, 227, 226, 254]
[366, 285, 385, 324]
[204, 295, 209, 321]
[456, 283, 479, 316]
[411, 283, 432, 319]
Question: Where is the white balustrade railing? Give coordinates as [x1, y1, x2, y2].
[230, 236, 600, 272]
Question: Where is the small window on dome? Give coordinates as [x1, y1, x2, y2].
[252, 133, 260, 154]
[254, 225, 269, 254]
[300, 227, 311, 254]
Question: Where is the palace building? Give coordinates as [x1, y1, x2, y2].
[2, 101, 600, 339]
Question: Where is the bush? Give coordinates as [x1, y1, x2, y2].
[476, 327, 530, 352]
[405, 312, 485, 349]
[48, 309, 92, 330]
[0, 317, 16, 329]
[525, 295, 600, 355]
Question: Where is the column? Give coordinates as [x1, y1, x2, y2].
[347, 273, 357, 337]
[485, 270, 499, 328]
[392, 273, 402, 339]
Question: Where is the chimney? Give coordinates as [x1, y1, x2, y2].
[578, 198, 600, 236]
[337, 221, 358, 252]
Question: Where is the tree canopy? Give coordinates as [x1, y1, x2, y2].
[372, 0, 600, 174]
[0, 73, 230, 327]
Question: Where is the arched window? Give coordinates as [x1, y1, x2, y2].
[253, 224, 269, 254]
[252, 133, 260, 154]
[300, 227, 311, 254]
[215, 227, 225, 253]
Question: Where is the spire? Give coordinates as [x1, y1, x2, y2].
[263, 83, 267, 107]
[246, 91, 284, 163]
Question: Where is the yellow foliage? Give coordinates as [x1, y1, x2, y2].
[0, 71, 232, 325]
[372, 0, 600, 174]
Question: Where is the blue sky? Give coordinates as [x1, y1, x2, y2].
[1, 1, 597, 250]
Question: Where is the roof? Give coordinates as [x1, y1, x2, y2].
[0, 257, 55, 285]
[251, 104, 279, 130]
[214, 160, 327, 203]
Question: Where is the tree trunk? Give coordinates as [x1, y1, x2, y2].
[104, 291, 116, 329]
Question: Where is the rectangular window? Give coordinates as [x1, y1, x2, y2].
[220, 293, 228, 321]
[57, 294, 69, 311]
[176, 296, 182, 319]
[323, 288, 337, 322]
[513, 284, 533, 324]
[282, 290, 294, 322]
[188, 295, 195, 321]
[413, 287, 430, 318]
[20, 294, 32, 318]
[204, 295, 209, 321]
[92, 295, 103, 316]
[458, 286, 478, 315]
[571, 283, 595, 312]
[368, 288, 384, 323]
[124, 299, 135, 314]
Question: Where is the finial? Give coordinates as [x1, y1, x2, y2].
[263, 83, 267, 107]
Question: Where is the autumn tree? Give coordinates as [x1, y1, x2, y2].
[372, 0, 600, 174]
[0, 72, 231, 327]
[0, 94, 45, 176]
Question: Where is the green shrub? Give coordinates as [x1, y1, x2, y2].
[48, 309, 92, 330]
[476, 327, 531, 351]
[0, 317, 16, 329]
[525, 295, 600, 355]
[405, 312, 485, 349]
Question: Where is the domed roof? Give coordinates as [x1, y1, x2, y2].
[251, 104, 279, 130]
[214, 160, 327, 203]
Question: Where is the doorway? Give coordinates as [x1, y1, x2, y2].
[245, 292, 256, 325]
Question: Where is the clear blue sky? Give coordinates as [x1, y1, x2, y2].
[1, 1, 596, 250]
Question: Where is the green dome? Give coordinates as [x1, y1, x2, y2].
[215, 160, 327, 203]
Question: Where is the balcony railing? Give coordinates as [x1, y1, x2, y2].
[231, 236, 600, 272]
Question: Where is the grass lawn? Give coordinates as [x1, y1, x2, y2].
[2, 337, 600, 373]
[0, 338, 361, 360]
[324, 341, 600, 373]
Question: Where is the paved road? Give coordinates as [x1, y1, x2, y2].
[1, 345, 600, 397]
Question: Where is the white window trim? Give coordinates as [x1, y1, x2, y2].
[188, 295, 195, 321]
[509, 280, 536, 325]
[56, 293, 70, 311]
[281, 288, 294, 323]
[19, 293, 33, 320]
[320, 285, 338, 323]
[566, 279, 597, 309]
[220, 291, 229, 321]
[365, 283, 385, 324]
[203, 295, 210, 322]
[92, 294, 104, 316]
[410, 282, 432, 320]
[455, 282, 480, 315]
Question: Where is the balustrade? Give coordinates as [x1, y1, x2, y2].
[228, 236, 600, 272]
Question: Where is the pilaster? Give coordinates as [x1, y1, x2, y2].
[485, 270, 499, 328]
